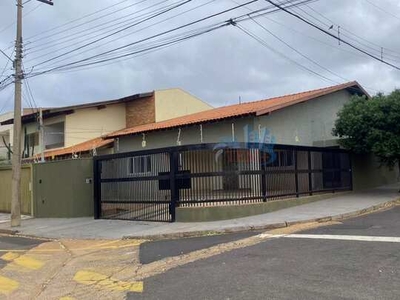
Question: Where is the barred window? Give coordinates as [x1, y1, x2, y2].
[128, 156, 151, 175]
[271, 150, 294, 167]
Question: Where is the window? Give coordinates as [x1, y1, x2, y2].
[27, 132, 39, 147]
[128, 156, 152, 175]
[270, 150, 294, 167]
[44, 122, 65, 149]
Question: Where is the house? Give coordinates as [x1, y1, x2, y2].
[93, 81, 398, 222]
[0, 88, 213, 160]
[107, 81, 368, 150]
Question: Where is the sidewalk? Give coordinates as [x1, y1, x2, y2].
[0, 184, 399, 240]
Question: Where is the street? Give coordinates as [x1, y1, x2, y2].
[0, 206, 398, 299]
[130, 206, 400, 300]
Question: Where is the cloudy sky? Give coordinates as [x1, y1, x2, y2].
[0, 0, 399, 113]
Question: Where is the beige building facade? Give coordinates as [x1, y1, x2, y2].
[0, 89, 212, 159]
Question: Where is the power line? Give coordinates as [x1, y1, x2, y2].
[26, 0, 154, 51]
[364, 0, 400, 22]
[236, 23, 338, 84]
[24, 77, 39, 113]
[230, 0, 350, 83]
[25, 0, 166, 56]
[27, 0, 219, 68]
[0, 76, 14, 92]
[249, 16, 349, 83]
[0, 88, 14, 114]
[31, 0, 193, 67]
[303, 2, 400, 59]
[29, 22, 230, 76]
[0, 49, 13, 62]
[25, 0, 191, 66]
[265, 0, 400, 71]
[24, 0, 316, 76]
[0, 2, 42, 35]
[25, 0, 132, 40]
[278, 0, 400, 63]
[0, 49, 15, 79]
[26, 0, 264, 74]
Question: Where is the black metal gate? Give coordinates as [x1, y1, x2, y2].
[93, 148, 178, 222]
[93, 143, 353, 222]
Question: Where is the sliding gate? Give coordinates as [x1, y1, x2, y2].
[93, 148, 178, 222]
[94, 143, 352, 222]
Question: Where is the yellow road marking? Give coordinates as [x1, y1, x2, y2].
[13, 256, 44, 270]
[59, 297, 75, 300]
[0, 240, 145, 253]
[1, 252, 20, 261]
[74, 270, 143, 293]
[0, 276, 19, 295]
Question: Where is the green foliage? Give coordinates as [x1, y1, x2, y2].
[333, 90, 400, 168]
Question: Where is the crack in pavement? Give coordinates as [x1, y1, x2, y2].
[34, 240, 73, 299]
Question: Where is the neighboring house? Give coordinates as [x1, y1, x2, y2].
[0, 88, 213, 160]
[0, 112, 13, 161]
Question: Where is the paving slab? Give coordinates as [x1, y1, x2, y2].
[0, 184, 398, 240]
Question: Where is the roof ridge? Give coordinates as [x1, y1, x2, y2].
[233, 81, 357, 107]
[105, 81, 363, 139]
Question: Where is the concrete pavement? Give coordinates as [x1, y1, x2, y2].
[0, 183, 399, 240]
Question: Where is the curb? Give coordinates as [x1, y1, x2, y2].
[123, 198, 400, 241]
[0, 229, 18, 235]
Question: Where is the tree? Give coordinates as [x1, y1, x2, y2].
[333, 90, 400, 170]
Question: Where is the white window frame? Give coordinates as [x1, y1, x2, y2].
[127, 155, 152, 175]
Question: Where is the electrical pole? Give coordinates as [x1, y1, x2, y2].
[11, 0, 23, 227]
[11, 0, 54, 227]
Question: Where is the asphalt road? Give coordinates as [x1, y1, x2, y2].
[0, 235, 44, 268]
[139, 231, 260, 264]
[129, 206, 400, 300]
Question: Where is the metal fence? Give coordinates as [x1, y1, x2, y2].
[93, 143, 352, 222]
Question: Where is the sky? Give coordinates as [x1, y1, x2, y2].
[0, 0, 400, 113]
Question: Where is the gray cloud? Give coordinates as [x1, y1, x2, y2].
[0, 0, 400, 113]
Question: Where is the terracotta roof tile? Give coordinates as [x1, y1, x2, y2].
[33, 137, 113, 158]
[107, 81, 366, 138]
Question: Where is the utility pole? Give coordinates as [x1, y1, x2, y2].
[11, 0, 23, 227]
[11, 0, 54, 227]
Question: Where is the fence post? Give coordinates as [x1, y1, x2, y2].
[259, 150, 267, 202]
[169, 150, 179, 222]
[294, 150, 299, 198]
[308, 150, 313, 196]
[349, 152, 353, 191]
[93, 158, 101, 219]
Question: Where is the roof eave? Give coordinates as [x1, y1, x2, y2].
[1, 91, 155, 125]
[106, 113, 256, 139]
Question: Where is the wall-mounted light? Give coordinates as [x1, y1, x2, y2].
[142, 133, 147, 148]
[177, 128, 182, 146]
